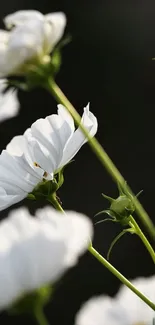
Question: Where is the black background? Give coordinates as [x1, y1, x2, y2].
[0, 1, 155, 324]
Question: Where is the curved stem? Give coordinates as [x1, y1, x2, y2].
[107, 229, 128, 260]
[89, 245, 155, 310]
[45, 78, 155, 238]
[34, 307, 49, 325]
[129, 216, 155, 264]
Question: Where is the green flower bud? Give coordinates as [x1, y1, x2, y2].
[110, 195, 135, 219]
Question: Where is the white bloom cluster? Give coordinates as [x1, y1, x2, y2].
[75, 276, 155, 325]
[0, 10, 66, 77]
[0, 79, 19, 122]
[0, 103, 97, 211]
[0, 206, 93, 310]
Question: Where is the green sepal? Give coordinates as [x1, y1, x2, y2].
[7, 78, 29, 91]
[136, 190, 143, 198]
[27, 193, 36, 200]
[102, 193, 114, 203]
[117, 182, 126, 196]
[95, 208, 130, 226]
[27, 179, 59, 201]
[49, 50, 62, 76]
[94, 209, 114, 218]
[9, 286, 53, 316]
[94, 218, 116, 225]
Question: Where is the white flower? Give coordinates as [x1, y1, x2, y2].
[0, 79, 19, 122]
[0, 11, 66, 77]
[0, 206, 93, 310]
[75, 276, 155, 325]
[7, 103, 98, 179]
[0, 103, 97, 211]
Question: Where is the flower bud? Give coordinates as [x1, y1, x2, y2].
[110, 195, 135, 219]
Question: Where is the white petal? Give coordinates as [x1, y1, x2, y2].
[0, 150, 44, 211]
[27, 118, 61, 173]
[59, 103, 98, 168]
[7, 135, 26, 156]
[44, 12, 66, 52]
[57, 104, 75, 139]
[0, 42, 9, 77]
[0, 80, 20, 122]
[75, 296, 126, 325]
[0, 30, 9, 44]
[0, 151, 40, 192]
[7, 135, 45, 179]
[24, 107, 74, 175]
[0, 207, 93, 310]
[0, 186, 26, 211]
[5, 20, 45, 75]
[4, 10, 43, 29]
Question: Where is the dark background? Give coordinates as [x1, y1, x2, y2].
[0, 1, 155, 324]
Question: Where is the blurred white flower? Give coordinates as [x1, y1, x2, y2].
[0, 10, 66, 77]
[0, 79, 19, 122]
[0, 206, 93, 310]
[75, 276, 155, 325]
[7, 103, 98, 178]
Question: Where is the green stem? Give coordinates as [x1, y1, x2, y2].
[129, 216, 155, 264]
[89, 245, 155, 310]
[47, 196, 155, 311]
[45, 78, 155, 238]
[47, 195, 64, 212]
[34, 307, 49, 325]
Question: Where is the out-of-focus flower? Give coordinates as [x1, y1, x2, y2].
[0, 206, 93, 311]
[75, 276, 155, 325]
[7, 103, 98, 178]
[0, 79, 19, 122]
[0, 10, 66, 77]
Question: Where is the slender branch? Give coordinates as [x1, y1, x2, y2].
[34, 307, 49, 325]
[88, 245, 155, 311]
[44, 78, 155, 238]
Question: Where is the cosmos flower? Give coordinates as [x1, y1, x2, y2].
[0, 79, 19, 122]
[0, 10, 66, 77]
[7, 103, 98, 179]
[0, 103, 97, 211]
[75, 276, 155, 325]
[0, 206, 93, 310]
